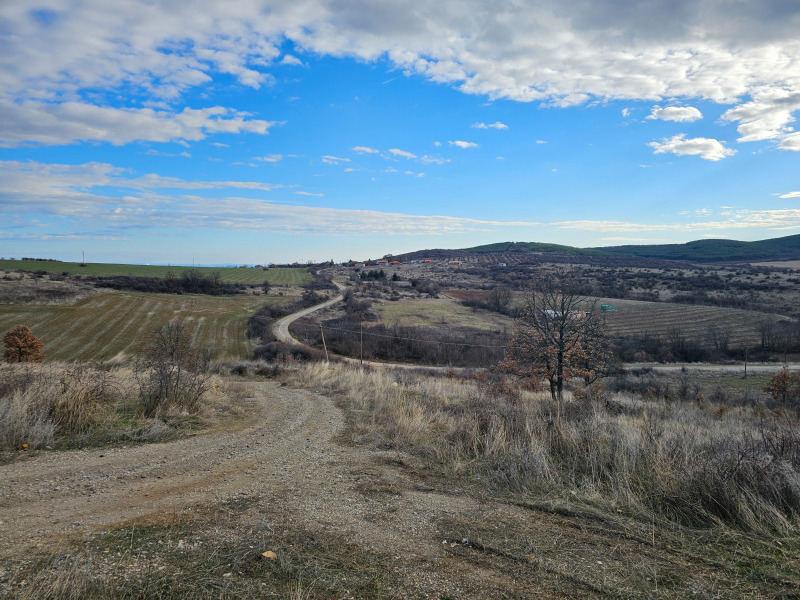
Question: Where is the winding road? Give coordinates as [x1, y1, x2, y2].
[271, 282, 797, 374]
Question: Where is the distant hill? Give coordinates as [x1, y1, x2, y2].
[465, 241, 604, 256]
[594, 234, 800, 263]
[398, 234, 800, 264]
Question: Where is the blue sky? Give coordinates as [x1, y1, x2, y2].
[2, 1, 800, 265]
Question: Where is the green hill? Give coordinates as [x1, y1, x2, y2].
[594, 234, 800, 262]
[465, 241, 604, 256]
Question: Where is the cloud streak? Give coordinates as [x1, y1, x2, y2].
[0, 102, 275, 147]
[0, 160, 537, 236]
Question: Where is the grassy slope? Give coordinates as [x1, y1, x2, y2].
[0, 260, 311, 285]
[0, 292, 289, 362]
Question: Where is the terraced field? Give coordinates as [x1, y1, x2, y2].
[0, 292, 285, 362]
[382, 295, 784, 348]
[0, 260, 311, 285]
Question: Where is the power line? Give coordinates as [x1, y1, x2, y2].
[319, 324, 508, 349]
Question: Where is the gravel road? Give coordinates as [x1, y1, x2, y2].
[0, 382, 533, 597]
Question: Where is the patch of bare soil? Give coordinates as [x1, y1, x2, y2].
[1, 381, 791, 598]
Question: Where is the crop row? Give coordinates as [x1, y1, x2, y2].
[0, 292, 274, 362]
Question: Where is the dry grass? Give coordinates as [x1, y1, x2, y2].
[288, 362, 800, 535]
[0, 362, 240, 455]
[374, 297, 512, 331]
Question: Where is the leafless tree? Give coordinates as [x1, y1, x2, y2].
[135, 320, 211, 417]
[498, 268, 610, 401]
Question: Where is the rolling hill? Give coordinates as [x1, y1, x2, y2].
[442, 233, 800, 264]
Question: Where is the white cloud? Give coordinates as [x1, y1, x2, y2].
[321, 155, 351, 165]
[280, 54, 304, 66]
[779, 131, 800, 151]
[722, 89, 800, 145]
[449, 140, 479, 148]
[420, 155, 449, 165]
[295, 191, 324, 197]
[2, 1, 800, 151]
[389, 148, 417, 159]
[555, 208, 800, 233]
[648, 134, 736, 161]
[621, 108, 631, 117]
[472, 121, 508, 130]
[0, 160, 284, 195]
[352, 146, 380, 154]
[780, 191, 800, 198]
[646, 105, 703, 122]
[536, 140, 547, 144]
[0, 102, 275, 147]
[0, 160, 538, 236]
[255, 154, 283, 162]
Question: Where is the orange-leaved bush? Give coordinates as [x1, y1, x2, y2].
[3, 325, 45, 363]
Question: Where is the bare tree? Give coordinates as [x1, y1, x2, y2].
[498, 268, 610, 401]
[706, 323, 732, 353]
[487, 286, 512, 313]
[135, 320, 211, 417]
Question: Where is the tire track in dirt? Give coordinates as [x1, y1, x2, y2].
[0, 383, 339, 555]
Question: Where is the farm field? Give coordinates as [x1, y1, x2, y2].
[374, 297, 512, 331]
[0, 291, 285, 362]
[598, 297, 779, 347]
[0, 260, 311, 285]
[384, 294, 780, 347]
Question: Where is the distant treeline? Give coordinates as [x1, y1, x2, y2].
[15, 257, 62, 262]
[93, 269, 249, 295]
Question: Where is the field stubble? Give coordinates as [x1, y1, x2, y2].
[0, 292, 289, 362]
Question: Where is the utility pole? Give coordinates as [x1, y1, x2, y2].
[744, 346, 748, 379]
[320, 324, 329, 362]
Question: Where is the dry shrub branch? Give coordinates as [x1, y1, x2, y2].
[134, 320, 212, 417]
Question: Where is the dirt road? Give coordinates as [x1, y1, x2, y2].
[0, 382, 559, 597]
[3, 380, 787, 598]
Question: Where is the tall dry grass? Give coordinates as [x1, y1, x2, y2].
[0, 363, 126, 451]
[289, 363, 800, 533]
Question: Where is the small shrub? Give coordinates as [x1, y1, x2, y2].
[3, 325, 44, 363]
[135, 321, 212, 417]
[253, 341, 322, 362]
